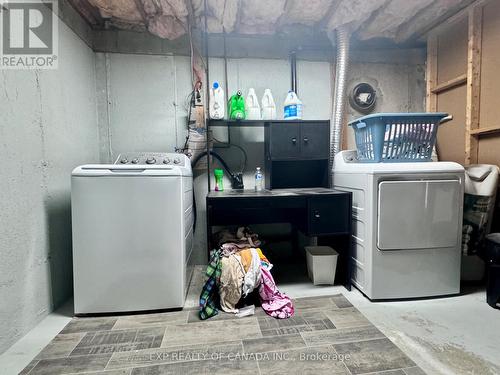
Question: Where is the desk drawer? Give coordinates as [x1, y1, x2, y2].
[307, 195, 350, 236]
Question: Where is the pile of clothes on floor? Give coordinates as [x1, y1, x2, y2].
[199, 227, 294, 320]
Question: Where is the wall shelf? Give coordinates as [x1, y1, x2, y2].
[470, 125, 500, 136]
[209, 119, 265, 127]
[209, 119, 330, 127]
[431, 73, 467, 94]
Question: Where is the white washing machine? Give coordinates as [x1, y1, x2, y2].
[333, 150, 464, 300]
[71, 152, 193, 314]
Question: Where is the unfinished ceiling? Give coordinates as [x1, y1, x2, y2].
[70, 0, 474, 44]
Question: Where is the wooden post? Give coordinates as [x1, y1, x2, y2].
[426, 34, 438, 112]
[465, 5, 482, 165]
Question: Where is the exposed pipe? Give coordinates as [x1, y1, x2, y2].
[223, 33, 229, 103]
[203, 0, 211, 192]
[329, 26, 350, 165]
[290, 51, 297, 94]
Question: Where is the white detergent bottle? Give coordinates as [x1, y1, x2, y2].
[284, 90, 303, 120]
[209, 81, 225, 119]
[261, 89, 277, 120]
[245, 88, 261, 120]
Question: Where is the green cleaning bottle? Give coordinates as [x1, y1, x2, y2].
[214, 169, 224, 191]
[228, 90, 246, 120]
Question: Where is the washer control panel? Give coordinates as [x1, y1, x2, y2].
[114, 152, 186, 166]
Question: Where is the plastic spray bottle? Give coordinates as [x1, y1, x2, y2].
[228, 90, 246, 120]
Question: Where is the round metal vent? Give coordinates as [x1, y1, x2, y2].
[349, 83, 377, 114]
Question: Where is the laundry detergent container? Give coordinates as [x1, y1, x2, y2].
[306, 246, 338, 285]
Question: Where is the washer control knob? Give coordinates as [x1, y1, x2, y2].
[146, 157, 156, 164]
[120, 158, 128, 164]
[174, 157, 181, 164]
[131, 158, 139, 164]
[163, 158, 171, 164]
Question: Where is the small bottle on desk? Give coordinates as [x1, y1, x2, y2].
[214, 169, 224, 191]
[255, 167, 263, 191]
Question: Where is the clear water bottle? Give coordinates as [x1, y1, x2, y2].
[255, 167, 264, 191]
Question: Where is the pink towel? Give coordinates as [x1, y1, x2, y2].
[259, 266, 294, 319]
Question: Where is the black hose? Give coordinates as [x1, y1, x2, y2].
[191, 150, 242, 234]
[191, 150, 236, 180]
[213, 137, 247, 174]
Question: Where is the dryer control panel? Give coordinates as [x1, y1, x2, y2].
[115, 152, 186, 166]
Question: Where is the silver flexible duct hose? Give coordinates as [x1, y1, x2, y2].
[330, 26, 350, 165]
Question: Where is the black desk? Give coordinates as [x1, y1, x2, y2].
[206, 188, 352, 289]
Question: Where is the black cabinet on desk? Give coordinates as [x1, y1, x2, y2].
[264, 121, 330, 189]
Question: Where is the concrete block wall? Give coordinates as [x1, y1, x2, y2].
[345, 61, 426, 148]
[94, 52, 425, 265]
[0, 20, 99, 353]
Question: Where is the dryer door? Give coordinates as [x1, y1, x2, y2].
[377, 179, 461, 250]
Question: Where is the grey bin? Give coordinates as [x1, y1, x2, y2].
[305, 246, 339, 285]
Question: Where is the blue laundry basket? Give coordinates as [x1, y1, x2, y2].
[349, 113, 448, 163]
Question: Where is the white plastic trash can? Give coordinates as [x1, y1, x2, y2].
[305, 246, 339, 285]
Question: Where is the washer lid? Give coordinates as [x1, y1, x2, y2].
[72, 164, 191, 177]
